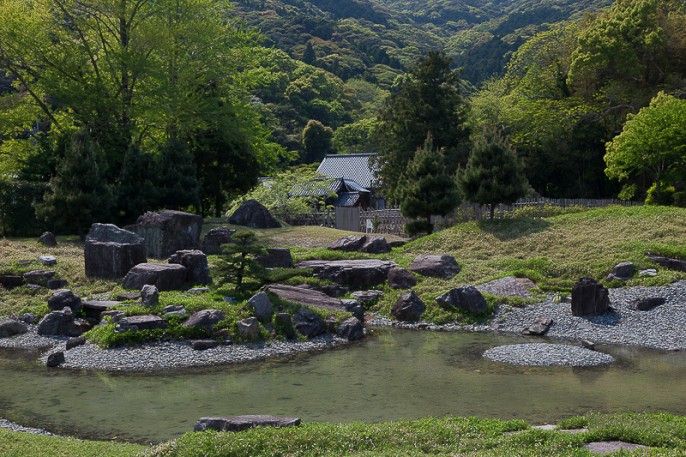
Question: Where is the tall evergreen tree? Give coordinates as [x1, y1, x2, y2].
[34, 130, 113, 237]
[301, 119, 334, 163]
[400, 135, 461, 236]
[458, 131, 529, 219]
[117, 143, 159, 224]
[375, 50, 470, 203]
[157, 138, 200, 212]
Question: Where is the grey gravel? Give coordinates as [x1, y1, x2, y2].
[483, 343, 615, 366]
[0, 418, 53, 435]
[490, 280, 686, 351]
[39, 335, 348, 371]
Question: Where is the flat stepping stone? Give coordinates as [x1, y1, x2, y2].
[585, 441, 648, 455]
[483, 343, 615, 367]
[265, 284, 345, 312]
[194, 415, 301, 432]
[120, 315, 167, 331]
[82, 300, 122, 320]
[477, 276, 536, 298]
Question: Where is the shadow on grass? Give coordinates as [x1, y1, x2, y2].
[477, 218, 551, 241]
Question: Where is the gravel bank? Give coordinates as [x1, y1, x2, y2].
[0, 418, 53, 436]
[483, 343, 615, 366]
[491, 280, 686, 351]
[39, 335, 349, 371]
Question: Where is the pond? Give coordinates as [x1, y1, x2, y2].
[2, 328, 686, 444]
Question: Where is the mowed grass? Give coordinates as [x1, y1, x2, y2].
[142, 413, 686, 456]
[0, 429, 144, 457]
[399, 205, 686, 292]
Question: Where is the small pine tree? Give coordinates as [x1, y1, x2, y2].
[35, 129, 113, 238]
[399, 135, 462, 236]
[215, 231, 267, 293]
[458, 132, 529, 219]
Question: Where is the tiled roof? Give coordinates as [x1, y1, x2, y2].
[316, 153, 377, 189]
[332, 192, 363, 207]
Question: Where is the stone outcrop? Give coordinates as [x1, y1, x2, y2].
[200, 227, 235, 255]
[360, 237, 391, 254]
[84, 223, 146, 279]
[435, 286, 488, 314]
[255, 248, 294, 268]
[265, 284, 345, 312]
[118, 315, 167, 331]
[37, 307, 74, 336]
[328, 235, 366, 251]
[387, 268, 417, 290]
[0, 319, 29, 338]
[409, 254, 461, 279]
[127, 210, 203, 259]
[183, 309, 225, 332]
[38, 231, 57, 247]
[0, 275, 23, 290]
[22, 270, 55, 287]
[237, 317, 260, 340]
[392, 290, 426, 321]
[141, 285, 159, 307]
[248, 292, 273, 323]
[293, 307, 326, 337]
[336, 317, 364, 341]
[168, 250, 210, 285]
[351, 290, 384, 304]
[296, 259, 397, 289]
[194, 415, 301, 433]
[228, 200, 281, 229]
[123, 263, 188, 291]
[571, 277, 610, 317]
[522, 317, 553, 336]
[47, 289, 82, 314]
[82, 300, 121, 321]
[646, 254, 686, 272]
[606, 261, 636, 281]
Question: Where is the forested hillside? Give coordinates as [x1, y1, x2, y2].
[234, 0, 611, 85]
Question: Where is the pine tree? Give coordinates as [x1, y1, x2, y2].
[215, 231, 267, 293]
[157, 138, 200, 211]
[116, 143, 160, 224]
[458, 132, 529, 219]
[35, 130, 113, 238]
[399, 135, 462, 236]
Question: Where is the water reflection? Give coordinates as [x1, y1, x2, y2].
[1, 329, 686, 443]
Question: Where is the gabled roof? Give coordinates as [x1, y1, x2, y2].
[316, 153, 377, 189]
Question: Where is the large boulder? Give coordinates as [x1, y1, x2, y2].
[293, 307, 326, 338]
[274, 313, 296, 339]
[183, 309, 225, 332]
[255, 248, 293, 268]
[0, 320, 29, 338]
[84, 223, 147, 279]
[38, 232, 57, 247]
[168, 250, 210, 285]
[360, 237, 391, 254]
[127, 210, 203, 259]
[141, 285, 159, 307]
[0, 275, 23, 290]
[296, 259, 397, 289]
[237, 317, 260, 340]
[37, 307, 74, 336]
[571, 277, 610, 317]
[228, 200, 281, 229]
[123, 263, 188, 291]
[606, 261, 636, 281]
[22, 270, 55, 287]
[387, 268, 417, 290]
[47, 289, 82, 314]
[328, 235, 367, 251]
[248, 292, 273, 323]
[200, 227, 235, 255]
[435, 286, 488, 314]
[194, 415, 301, 433]
[336, 317, 364, 341]
[409, 254, 461, 279]
[392, 290, 426, 321]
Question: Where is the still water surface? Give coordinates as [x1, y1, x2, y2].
[2, 328, 686, 443]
